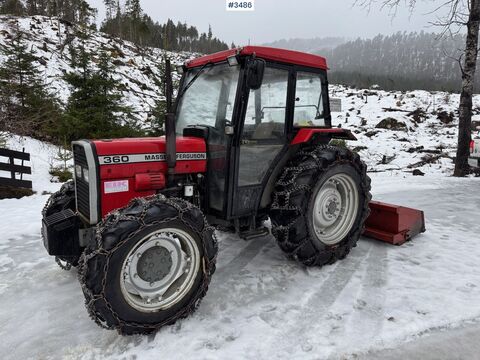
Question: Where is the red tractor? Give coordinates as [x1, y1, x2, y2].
[41, 46, 421, 335]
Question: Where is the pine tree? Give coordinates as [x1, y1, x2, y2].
[104, 0, 115, 20]
[0, 23, 61, 140]
[77, 0, 96, 27]
[130, 0, 141, 20]
[46, 0, 57, 17]
[61, 43, 138, 141]
[100, 14, 229, 53]
[25, 0, 41, 16]
[149, 98, 167, 136]
[148, 56, 167, 135]
[0, 0, 25, 15]
[208, 25, 213, 40]
[49, 138, 73, 182]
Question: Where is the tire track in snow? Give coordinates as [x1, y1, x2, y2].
[353, 241, 388, 341]
[271, 241, 373, 354]
[198, 237, 270, 316]
[327, 241, 389, 357]
[215, 237, 270, 281]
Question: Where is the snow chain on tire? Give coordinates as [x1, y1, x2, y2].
[270, 145, 371, 267]
[77, 194, 218, 335]
[42, 180, 78, 270]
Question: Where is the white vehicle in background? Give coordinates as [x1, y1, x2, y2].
[470, 121, 480, 169]
[470, 138, 480, 168]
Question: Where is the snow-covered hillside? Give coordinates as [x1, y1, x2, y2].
[330, 85, 480, 175]
[0, 15, 194, 126]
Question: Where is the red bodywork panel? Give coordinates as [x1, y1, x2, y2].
[363, 201, 426, 245]
[290, 128, 357, 145]
[186, 46, 328, 70]
[92, 136, 206, 217]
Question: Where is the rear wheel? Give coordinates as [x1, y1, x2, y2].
[270, 145, 371, 267]
[78, 195, 217, 335]
[42, 180, 79, 269]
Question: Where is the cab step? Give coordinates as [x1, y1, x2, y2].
[239, 227, 270, 240]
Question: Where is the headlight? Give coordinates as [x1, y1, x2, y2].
[75, 165, 82, 179]
[83, 167, 89, 183]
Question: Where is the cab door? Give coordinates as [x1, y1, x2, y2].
[230, 64, 293, 217]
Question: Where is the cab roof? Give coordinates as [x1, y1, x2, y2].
[185, 46, 328, 71]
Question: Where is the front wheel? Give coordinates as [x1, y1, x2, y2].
[78, 196, 218, 335]
[270, 145, 371, 267]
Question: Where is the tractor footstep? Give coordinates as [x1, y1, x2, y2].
[239, 227, 270, 240]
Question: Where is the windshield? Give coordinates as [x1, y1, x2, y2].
[176, 63, 240, 135]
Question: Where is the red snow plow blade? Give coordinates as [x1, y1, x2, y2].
[363, 201, 426, 245]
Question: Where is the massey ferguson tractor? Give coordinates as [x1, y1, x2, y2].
[41, 46, 425, 335]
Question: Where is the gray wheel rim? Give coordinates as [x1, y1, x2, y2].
[312, 173, 359, 245]
[120, 228, 200, 312]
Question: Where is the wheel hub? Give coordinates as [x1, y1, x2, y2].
[316, 186, 342, 227]
[326, 199, 338, 215]
[120, 229, 200, 312]
[136, 246, 173, 283]
[312, 173, 359, 245]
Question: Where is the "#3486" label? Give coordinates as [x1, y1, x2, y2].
[226, 0, 254, 11]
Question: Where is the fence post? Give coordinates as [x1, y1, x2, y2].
[9, 155, 14, 179]
[20, 147, 24, 180]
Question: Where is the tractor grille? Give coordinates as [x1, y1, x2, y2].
[73, 144, 91, 221]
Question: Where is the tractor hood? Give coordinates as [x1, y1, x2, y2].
[87, 136, 207, 217]
[93, 136, 207, 178]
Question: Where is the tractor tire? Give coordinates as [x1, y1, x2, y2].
[78, 195, 218, 335]
[270, 145, 371, 267]
[42, 180, 79, 268]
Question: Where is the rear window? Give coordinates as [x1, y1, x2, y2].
[293, 71, 325, 127]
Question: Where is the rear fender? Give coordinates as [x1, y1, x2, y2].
[290, 128, 357, 145]
[259, 129, 356, 209]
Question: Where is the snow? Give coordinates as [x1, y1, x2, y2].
[329, 85, 479, 175]
[0, 135, 479, 359]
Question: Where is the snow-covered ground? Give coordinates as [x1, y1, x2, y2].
[0, 131, 479, 360]
[330, 85, 480, 175]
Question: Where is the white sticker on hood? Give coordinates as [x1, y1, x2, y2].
[104, 180, 129, 194]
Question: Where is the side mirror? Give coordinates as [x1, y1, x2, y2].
[246, 58, 265, 90]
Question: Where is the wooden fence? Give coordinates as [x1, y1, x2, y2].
[0, 148, 32, 189]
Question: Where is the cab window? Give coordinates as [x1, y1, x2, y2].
[243, 66, 289, 140]
[293, 71, 325, 127]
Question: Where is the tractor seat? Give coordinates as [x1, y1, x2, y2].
[252, 122, 281, 140]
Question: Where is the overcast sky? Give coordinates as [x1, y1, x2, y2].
[88, 0, 446, 45]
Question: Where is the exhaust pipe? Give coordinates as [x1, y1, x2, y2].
[165, 112, 176, 185]
[164, 58, 176, 185]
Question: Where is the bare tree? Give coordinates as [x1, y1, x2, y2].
[356, 0, 479, 176]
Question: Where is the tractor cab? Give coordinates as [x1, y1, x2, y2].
[173, 46, 344, 231]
